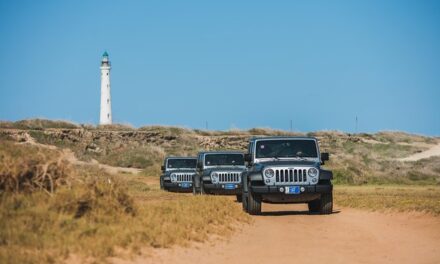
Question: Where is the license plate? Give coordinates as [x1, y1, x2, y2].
[285, 186, 300, 194]
[224, 183, 236, 190]
[180, 182, 191, 188]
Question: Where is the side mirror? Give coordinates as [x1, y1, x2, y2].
[244, 153, 252, 163]
[321, 153, 329, 164]
[197, 163, 203, 169]
[161, 165, 165, 172]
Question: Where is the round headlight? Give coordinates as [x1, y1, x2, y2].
[211, 172, 219, 183]
[264, 169, 275, 178]
[170, 173, 177, 180]
[308, 168, 318, 177]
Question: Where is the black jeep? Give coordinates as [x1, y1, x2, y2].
[242, 137, 333, 215]
[160, 156, 197, 192]
[193, 151, 246, 201]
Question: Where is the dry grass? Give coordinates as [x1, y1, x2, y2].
[0, 141, 72, 193]
[0, 119, 79, 130]
[0, 184, 249, 263]
[99, 145, 166, 170]
[335, 185, 440, 215]
[317, 132, 440, 185]
[0, 140, 250, 263]
[374, 131, 437, 144]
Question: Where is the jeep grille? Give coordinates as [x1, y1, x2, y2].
[264, 167, 315, 185]
[214, 172, 241, 183]
[276, 168, 307, 183]
[171, 173, 194, 183]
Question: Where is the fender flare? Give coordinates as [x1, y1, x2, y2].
[242, 171, 263, 193]
[193, 173, 201, 188]
[319, 169, 333, 180]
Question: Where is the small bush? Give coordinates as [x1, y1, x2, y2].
[0, 141, 71, 193]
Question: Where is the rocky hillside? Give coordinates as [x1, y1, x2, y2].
[1, 119, 439, 185]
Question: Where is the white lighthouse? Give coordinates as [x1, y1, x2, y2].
[100, 51, 112, 125]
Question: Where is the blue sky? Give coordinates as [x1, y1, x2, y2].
[0, 1, 439, 135]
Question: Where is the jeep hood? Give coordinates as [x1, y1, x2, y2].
[165, 169, 196, 176]
[204, 167, 246, 174]
[255, 160, 320, 170]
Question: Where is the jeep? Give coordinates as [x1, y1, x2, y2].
[193, 151, 246, 201]
[160, 156, 197, 192]
[242, 137, 333, 215]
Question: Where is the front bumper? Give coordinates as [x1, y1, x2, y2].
[250, 184, 332, 194]
[163, 182, 193, 192]
[250, 184, 332, 203]
[203, 183, 242, 195]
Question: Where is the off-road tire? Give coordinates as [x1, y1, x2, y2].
[308, 199, 320, 213]
[192, 179, 199, 195]
[200, 182, 206, 195]
[160, 177, 164, 190]
[318, 192, 333, 214]
[242, 193, 248, 212]
[246, 182, 261, 215]
[236, 194, 242, 203]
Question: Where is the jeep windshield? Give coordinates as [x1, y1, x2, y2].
[204, 154, 244, 166]
[167, 159, 197, 169]
[255, 139, 318, 159]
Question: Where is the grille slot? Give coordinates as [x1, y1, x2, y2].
[173, 173, 194, 183]
[273, 168, 308, 184]
[216, 172, 241, 183]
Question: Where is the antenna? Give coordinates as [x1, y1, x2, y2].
[205, 121, 208, 130]
[355, 116, 358, 134]
[290, 120, 293, 132]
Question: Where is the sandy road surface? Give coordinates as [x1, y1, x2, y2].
[114, 204, 440, 264]
[399, 143, 440, 162]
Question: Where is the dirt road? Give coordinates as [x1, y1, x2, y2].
[115, 204, 440, 264]
[399, 143, 440, 162]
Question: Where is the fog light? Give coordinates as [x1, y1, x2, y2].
[279, 187, 285, 193]
[300, 187, 305, 192]
[235, 184, 238, 188]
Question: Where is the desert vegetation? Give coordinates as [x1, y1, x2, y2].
[0, 141, 71, 193]
[0, 119, 79, 130]
[334, 185, 440, 215]
[0, 140, 250, 263]
[1, 119, 439, 185]
[1, 119, 440, 263]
